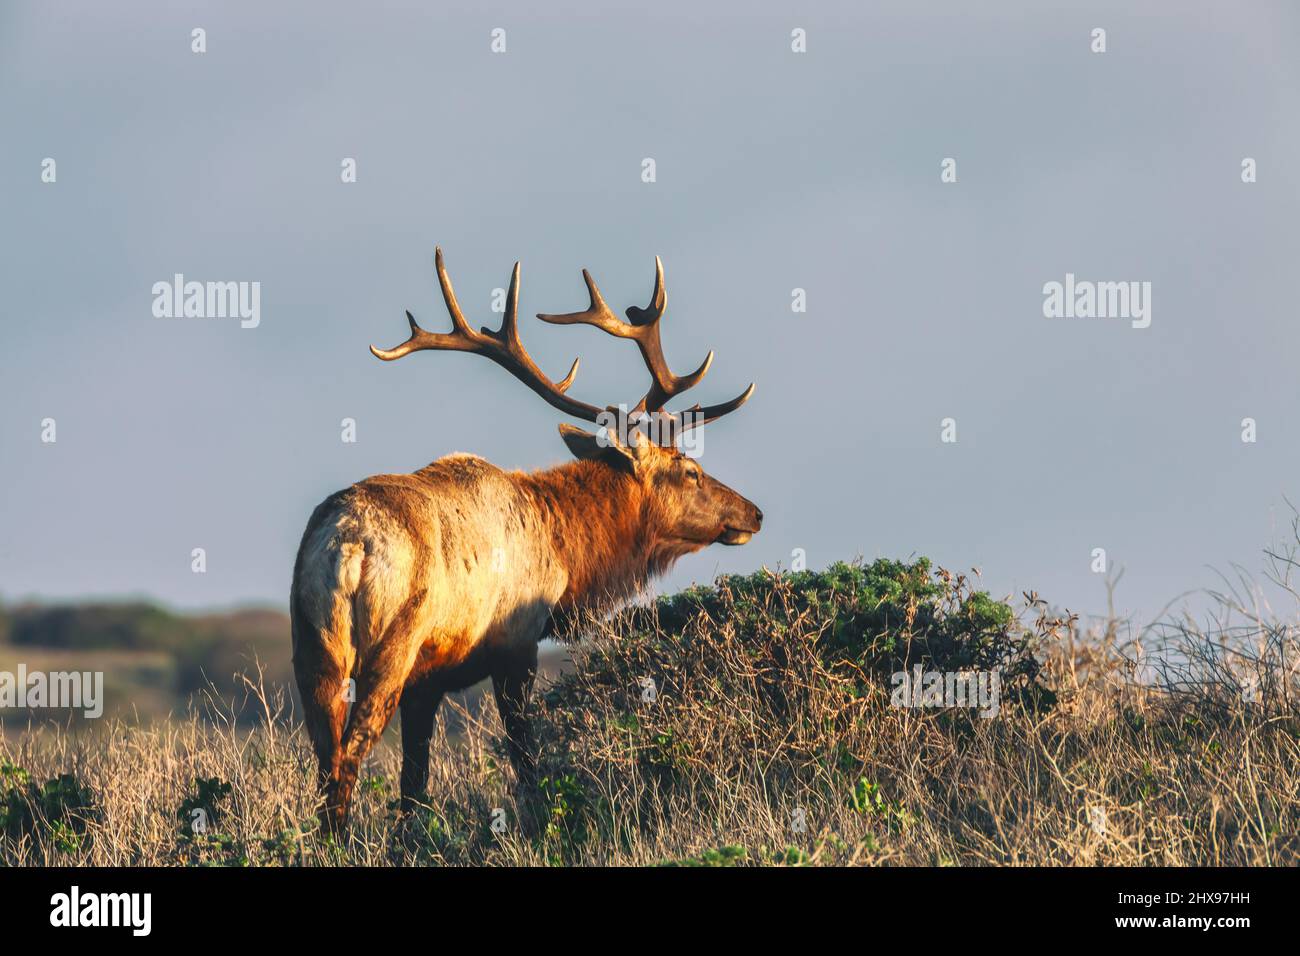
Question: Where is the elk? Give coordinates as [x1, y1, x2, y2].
[290, 248, 762, 831]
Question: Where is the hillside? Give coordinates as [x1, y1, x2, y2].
[0, 602, 294, 724]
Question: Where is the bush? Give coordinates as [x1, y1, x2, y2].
[0, 761, 98, 853]
[534, 559, 1060, 858]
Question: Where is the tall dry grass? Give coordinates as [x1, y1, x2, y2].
[1, 556, 1297, 867]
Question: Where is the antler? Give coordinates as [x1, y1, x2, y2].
[537, 257, 754, 432]
[371, 248, 606, 423]
[371, 248, 753, 440]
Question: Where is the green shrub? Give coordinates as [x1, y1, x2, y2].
[0, 761, 98, 853]
[658, 844, 747, 867]
[177, 776, 233, 837]
[536, 558, 1056, 851]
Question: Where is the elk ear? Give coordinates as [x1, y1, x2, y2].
[558, 423, 644, 474]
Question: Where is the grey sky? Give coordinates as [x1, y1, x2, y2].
[2, 0, 1298, 628]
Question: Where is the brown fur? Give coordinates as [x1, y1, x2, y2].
[291, 431, 761, 831]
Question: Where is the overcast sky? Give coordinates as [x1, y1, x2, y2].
[2, 0, 1298, 629]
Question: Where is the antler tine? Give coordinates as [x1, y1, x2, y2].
[536, 269, 616, 331]
[675, 382, 756, 435]
[370, 247, 481, 360]
[370, 249, 602, 421]
[485, 260, 584, 397]
[369, 309, 476, 361]
[503, 260, 520, 342]
[481, 260, 521, 344]
[537, 257, 714, 414]
[433, 246, 476, 338]
[624, 254, 665, 326]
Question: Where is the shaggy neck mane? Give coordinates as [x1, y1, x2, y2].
[519, 459, 690, 611]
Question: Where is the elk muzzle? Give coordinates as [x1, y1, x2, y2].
[717, 501, 763, 546]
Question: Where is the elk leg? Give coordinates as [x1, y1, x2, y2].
[332, 664, 405, 829]
[399, 677, 444, 809]
[292, 617, 351, 836]
[303, 678, 348, 832]
[332, 592, 427, 829]
[492, 646, 539, 790]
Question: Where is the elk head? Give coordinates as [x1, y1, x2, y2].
[370, 248, 762, 553]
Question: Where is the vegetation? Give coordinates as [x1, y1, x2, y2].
[0, 557, 1296, 866]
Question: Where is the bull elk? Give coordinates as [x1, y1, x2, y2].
[291, 248, 762, 831]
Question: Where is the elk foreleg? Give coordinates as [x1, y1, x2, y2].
[492, 645, 539, 790]
[398, 675, 444, 809]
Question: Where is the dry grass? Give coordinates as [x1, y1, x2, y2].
[1, 558, 1297, 867]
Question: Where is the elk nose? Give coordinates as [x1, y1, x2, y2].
[754, 506, 764, 526]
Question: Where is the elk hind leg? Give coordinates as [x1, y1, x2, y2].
[334, 592, 426, 828]
[292, 601, 352, 835]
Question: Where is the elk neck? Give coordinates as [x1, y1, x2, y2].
[519, 458, 684, 611]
